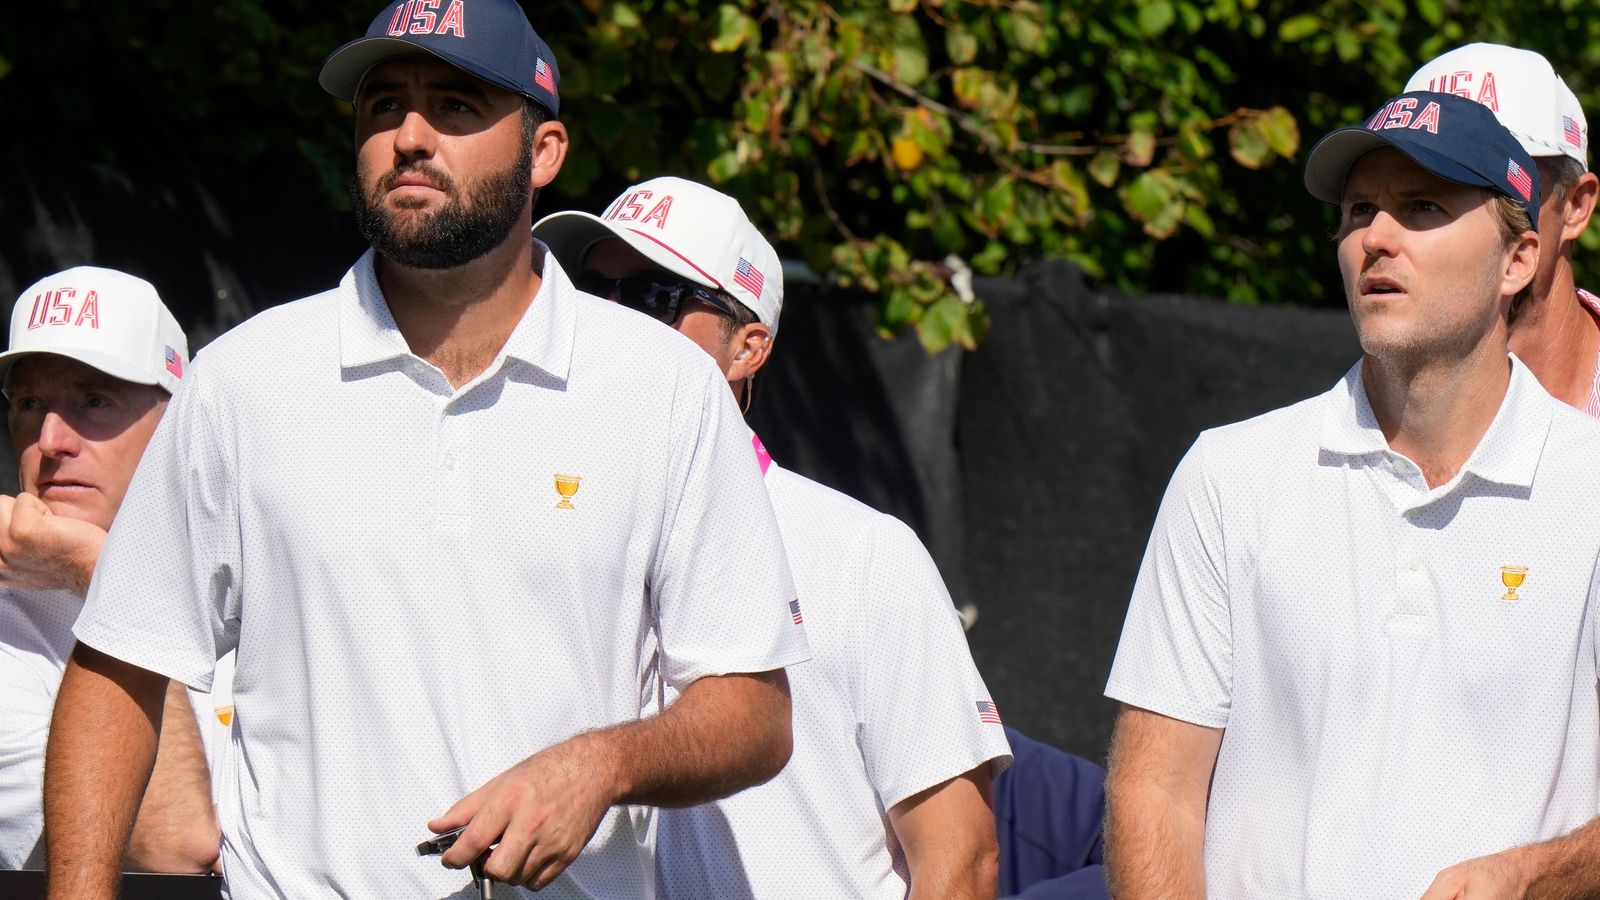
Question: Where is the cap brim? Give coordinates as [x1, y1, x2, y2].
[0, 347, 161, 391]
[319, 37, 521, 103]
[532, 212, 727, 292]
[1303, 127, 1498, 205]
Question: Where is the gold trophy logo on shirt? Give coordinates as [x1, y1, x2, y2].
[1500, 565, 1528, 602]
[554, 474, 582, 509]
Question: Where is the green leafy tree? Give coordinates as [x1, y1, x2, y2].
[6, 1, 1600, 350]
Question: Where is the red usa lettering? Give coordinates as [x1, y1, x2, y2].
[1365, 99, 1441, 135]
[386, 0, 465, 38]
[1422, 71, 1499, 111]
[26, 288, 99, 330]
[604, 191, 675, 229]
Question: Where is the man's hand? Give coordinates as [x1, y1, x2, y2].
[429, 733, 617, 890]
[1419, 851, 1532, 900]
[0, 493, 105, 595]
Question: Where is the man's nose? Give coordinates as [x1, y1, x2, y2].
[36, 410, 81, 458]
[1361, 209, 1403, 258]
[394, 109, 439, 161]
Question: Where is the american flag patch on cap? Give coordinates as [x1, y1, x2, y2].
[164, 345, 183, 378]
[1506, 159, 1533, 201]
[733, 257, 764, 297]
[534, 58, 555, 94]
[789, 599, 803, 624]
[1566, 116, 1584, 148]
[977, 700, 1001, 724]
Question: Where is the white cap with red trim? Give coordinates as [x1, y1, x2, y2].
[0, 266, 189, 394]
[1405, 42, 1588, 168]
[533, 176, 783, 333]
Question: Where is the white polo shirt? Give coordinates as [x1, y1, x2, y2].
[74, 247, 810, 899]
[1106, 355, 1600, 898]
[0, 587, 226, 870]
[656, 440, 1012, 899]
[0, 587, 79, 868]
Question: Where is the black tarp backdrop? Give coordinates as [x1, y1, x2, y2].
[1, 165, 1362, 761]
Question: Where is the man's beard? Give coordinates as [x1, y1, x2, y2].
[352, 141, 532, 270]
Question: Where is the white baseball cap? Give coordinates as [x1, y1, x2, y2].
[0, 266, 188, 394]
[533, 176, 783, 333]
[1405, 42, 1588, 168]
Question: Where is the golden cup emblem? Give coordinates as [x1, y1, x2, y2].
[554, 474, 581, 509]
[1500, 565, 1528, 602]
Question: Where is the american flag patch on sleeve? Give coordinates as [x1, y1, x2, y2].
[789, 599, 803, 624]
[977, 700, 1002, 724]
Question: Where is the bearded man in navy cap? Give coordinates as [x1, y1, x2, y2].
[43, 2, 809, 898]
[1105, 91, 1600, 899]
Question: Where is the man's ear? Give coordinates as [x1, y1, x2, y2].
[1502, 229, 1540, 299]
[1561, 171, 1599, 246]
[531, 121, 569, 191]
[726, 323, 773, 381]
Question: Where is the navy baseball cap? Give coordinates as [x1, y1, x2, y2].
[319, 0, 560, 116]
[1304, 91, 1540, 231]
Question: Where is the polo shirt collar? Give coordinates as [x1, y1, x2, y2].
[337, 243, 577, 384]
[1318, 354, 1553, 488]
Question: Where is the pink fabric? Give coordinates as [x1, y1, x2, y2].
[1579, 289, 1600, 419]
[752, 431, 773, 476]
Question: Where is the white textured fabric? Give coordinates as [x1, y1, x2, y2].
[0, 587, 79, 868]
[1107, 355, 1600, 898]
[188, 649, 235, 798]
[657, 451, 1012, 899]
[74, 247, 809, 899]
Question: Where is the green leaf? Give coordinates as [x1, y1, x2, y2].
[1277, 14, 1321, 42]
[1183, 202, 1216, 238]
[1259, 107, 1300, 158]
[889, 43, 929, 86]
[979, 178, 1018, 230]
[879, 287, 918, 334]
[1138, 0, 1176, 36]
[1088, 150, 1121, 188]
[1228, 118, 1271, 169]
[971, 241, 1009, 272]
[707, 150, 742, 182]
[709, 5, 756, 53]
[1124, 129, 1157, 168]
[1124, 169, 1178, 222]
[1416, 0, 1445, 26]
[917, 294, 968, 353]
[945, 28, 979, 66]
[609, 2, 642, 29]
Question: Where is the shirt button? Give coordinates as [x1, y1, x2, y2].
[1408, 555, 1422, 571]
[444, 454, 457, 471]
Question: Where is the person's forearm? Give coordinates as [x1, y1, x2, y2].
[44, 645, 168, 900]
[587, 668, 792, 808]
[125, 680, 218, 872]
[1104, 778, 1208, 899]
[894, 769, 999, 900]
[1503, 817, 1600, 899]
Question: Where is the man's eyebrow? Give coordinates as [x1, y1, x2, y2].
[358, 79, 404, 100]
[425, 77, 490, 102]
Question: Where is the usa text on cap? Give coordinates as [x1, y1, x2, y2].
[1303, 91, 1541, 232]
[533, 177, 784, 334]
[1405, 42, 1587, 169]
[0, 266, 189, 395]
[319, 0, 561, 116]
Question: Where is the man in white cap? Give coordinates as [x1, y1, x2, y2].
[43, 2, 808, 898]
[1408, 43, 1600, 413]
[0, 266, 218, 873]
[535, 177, 1013, 899]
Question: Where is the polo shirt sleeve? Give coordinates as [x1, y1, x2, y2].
[0, 650, 50, 868]
[73, 362, 240, 692]
[852, 515, 1013, 810]
[651, 364, 810, 688]
[1104, 435, 1233, 729]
